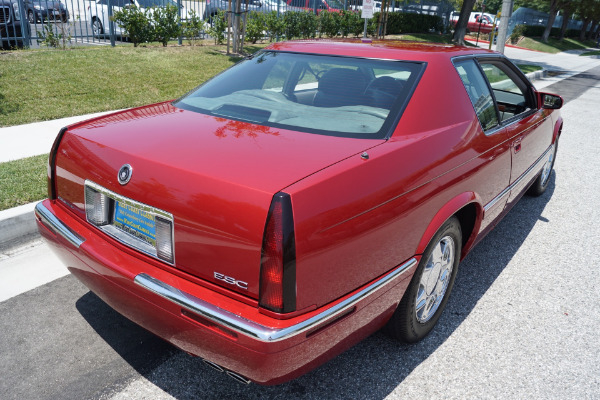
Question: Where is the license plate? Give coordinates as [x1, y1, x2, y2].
[113, 201, 157, 247]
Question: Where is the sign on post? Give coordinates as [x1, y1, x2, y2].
[362, 0, 374, 18]
[362, 0, 374, 38]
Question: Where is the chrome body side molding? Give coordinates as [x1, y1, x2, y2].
[134, 257, 418, 342]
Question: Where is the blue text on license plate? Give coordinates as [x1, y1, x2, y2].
[113, 201, 156, 247]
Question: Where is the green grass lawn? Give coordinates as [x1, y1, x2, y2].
[517, 64, 543, 74]
[580, 50, 600, 56]
[517, 37, 597, 54]
[0, 44, 265, 128]
[0, 154, 48, 210]
[387, 33, 456, 44]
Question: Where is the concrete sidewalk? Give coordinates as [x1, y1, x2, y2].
[2, 47, 600, 252]
[0, 110, 118, 164]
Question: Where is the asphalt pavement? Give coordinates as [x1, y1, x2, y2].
[1, 44, 600, 399]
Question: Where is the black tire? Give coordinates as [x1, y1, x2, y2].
[92, 19, 104, 36]
[385, 216, 462, 343]
[28, 10, 35, 23]
[527, 138, 558, 197]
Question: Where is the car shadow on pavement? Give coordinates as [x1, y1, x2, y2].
[75, 174, 556, 399]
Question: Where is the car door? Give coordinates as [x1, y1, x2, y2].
[476, 59, 554, 206]
[453, 58, 512, 233]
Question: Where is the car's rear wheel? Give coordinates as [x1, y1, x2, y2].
[92, 19, 104, 36]
[28, 11, 35, 23]
[528, 138, 558, 196]
[385, 216, 461, 343]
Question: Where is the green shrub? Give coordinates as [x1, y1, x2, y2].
[373, 12, 442, 35]
[246, 12, 265, 43]
[510, 24, 526, 44]
[523, 25, 561, 37]
[152, 4, 181, 47]
[283, 11, 303, 39]
[38, 24, 61, 48]
[38, 20, 72, 49]
[263, 11, 284, 41]
[182, 9, 205, 46]
[318, 10, 340, 38]
[340, 10, 362, 37]
[299, 11, 318, 39]
[112, 5, 153, 47]
[264, 11, 284, 41]
[350, 11, 367, 37]
[207, 10, 227, 44]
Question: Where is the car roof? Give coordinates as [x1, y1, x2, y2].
[265, 39, 497, 62]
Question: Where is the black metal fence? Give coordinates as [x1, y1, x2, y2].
[1, 0, 456, 49]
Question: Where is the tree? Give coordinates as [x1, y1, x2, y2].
[558, 0, 575, 40]
[452, 0, 477, 45]
[576, 0, 600, 41]
[541, 0, 562, 42]
[484, 0, 504, 14]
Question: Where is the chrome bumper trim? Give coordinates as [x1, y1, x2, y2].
[35, 202, 85, 248]
[134, 257, 417, 342]
[484, 143, 554, 212]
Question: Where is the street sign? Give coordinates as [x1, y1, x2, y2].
[362, 0, 374, 19]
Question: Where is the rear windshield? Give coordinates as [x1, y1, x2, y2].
[174, 51, 424, 139]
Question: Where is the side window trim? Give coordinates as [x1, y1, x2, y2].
[474, 55, 538, 114]
[453, 54, 539, 135]
[472, 59, 503, 131]
[452, 56, 501, 135]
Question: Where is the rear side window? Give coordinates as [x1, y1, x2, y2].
[454, 59, 499, 131]
[175, 51, 424, 139]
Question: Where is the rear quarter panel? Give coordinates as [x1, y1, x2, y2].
[286, 54, 511, 310]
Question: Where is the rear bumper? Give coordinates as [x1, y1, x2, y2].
[35, 199, 417, 385]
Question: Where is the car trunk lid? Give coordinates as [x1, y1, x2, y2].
[54, 102, 384, 299]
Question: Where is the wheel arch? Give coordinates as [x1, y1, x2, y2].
[553, 116, 563, 142]
[416, 192, 483, 260]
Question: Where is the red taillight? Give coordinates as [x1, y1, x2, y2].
[48, 127, 68, 200]
[259, 192, 296, 313]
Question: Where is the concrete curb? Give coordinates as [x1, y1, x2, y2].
[525, 69, 547, 82]
[0, 202, 39, 252]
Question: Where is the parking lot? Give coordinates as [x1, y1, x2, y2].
[0, 57, 599, 399]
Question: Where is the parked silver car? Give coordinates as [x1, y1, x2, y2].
[203, 0, 286, 21]
[89, 0, 189, 37]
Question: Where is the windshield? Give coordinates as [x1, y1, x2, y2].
[137, 0, 178, 7]
[174, 51, 423, 139]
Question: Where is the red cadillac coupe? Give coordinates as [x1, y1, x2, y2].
[35, 40, 563, 385]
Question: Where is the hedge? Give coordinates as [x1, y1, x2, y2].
[374, 12, 443, 35]
[522, 25, 582, 39]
